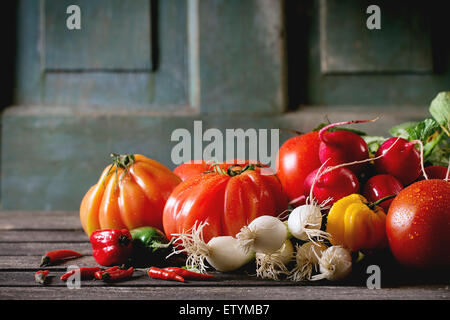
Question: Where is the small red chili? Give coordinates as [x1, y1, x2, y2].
[94, 266, 121, 280]
[60, 267, 101, 281]
[147, 267, 185, 283]
[40, 249, 83, 267]
[101, 267, 134, 282]
[163, 267, 215, 280]
[35, 270, 50, 285]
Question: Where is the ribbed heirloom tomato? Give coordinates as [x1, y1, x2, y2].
[163, 163, 289, 243]
[173, 159, 255, 181]
[80, 154, 181, 236]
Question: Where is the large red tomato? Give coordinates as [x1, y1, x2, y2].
[163, 164, 288, 243]
[173, 160, 254, 181]
[276, 131, 322, 204]
[386, 179, 450, 269]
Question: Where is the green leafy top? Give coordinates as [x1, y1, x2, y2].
[389, 119, 439, 141]
[429, 91, 450, 136]
[389, 118, 447, 165]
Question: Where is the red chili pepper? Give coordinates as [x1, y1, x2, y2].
[90, 229, 133, 266]
[147, 266, 185, 283]
[35, 270, 50, 285]
[163, 267, 215, 280]
[94, 266, 121, 280]
[40, 250, 83, 267]
[60, 267, 101, 281]
[101, 267, 134, 282]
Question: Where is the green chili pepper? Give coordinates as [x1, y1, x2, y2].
[130, 226, 171, 266]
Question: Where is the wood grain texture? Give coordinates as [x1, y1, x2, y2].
[0, 230, 87, 242]
[0, 211, 80, 230]
[1, 285, 448, 300]
[0, 242, 90, 256]
[0, 255, 96, 270]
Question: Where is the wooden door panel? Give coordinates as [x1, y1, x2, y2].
[44, 0, 153, 71]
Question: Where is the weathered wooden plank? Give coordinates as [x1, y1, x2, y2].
[0, 270, 300, 287]
[0, 211, 80, 230]
[0, 255, 96, 270]
[1, 268, 449, 288]
[1, 284, 448, 300]
[0, 242, 90, 256]
[0, 230, 87, 242]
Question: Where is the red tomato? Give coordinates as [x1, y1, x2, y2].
[276, 131, 322, 205]
[363, 174, 403, 213]
[173, 161, 211, 181]
[173, 160, 255, 181]
[386, 179, 450, 269]
[163, 165, 288, 243]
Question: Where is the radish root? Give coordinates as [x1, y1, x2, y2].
[318, 136, 402, 181]
[319, 118, 379, 142]
[410, 139, 428, 180]
[299, 160, 332, 244]
[445, 156, 450, 181]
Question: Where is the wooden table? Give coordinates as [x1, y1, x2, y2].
[0, 211, 449, 301]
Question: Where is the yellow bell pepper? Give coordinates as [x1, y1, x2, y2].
[326, 194, 387, 252]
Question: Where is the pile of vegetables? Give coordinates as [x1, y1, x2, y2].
[75, 92, 450, 284]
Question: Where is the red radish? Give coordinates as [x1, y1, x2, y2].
[318, 120, 373, 174]
[418, 166, 448, 180]
[363, 174, 403, 212]
[374, 137, 422, 186]
[304, 166, 360, 206]
[276, 131, 322, 205]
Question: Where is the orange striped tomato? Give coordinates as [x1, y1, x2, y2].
[80, 154, 181, 236]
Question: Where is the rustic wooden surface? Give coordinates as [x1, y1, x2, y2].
[0, 211, 449, 300]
